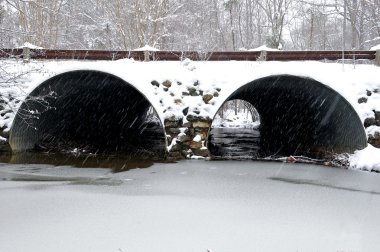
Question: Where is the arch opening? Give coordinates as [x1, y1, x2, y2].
[208, 99, 261, 159]
[207, 75, 367, 160]
[9, 70, 167, 159]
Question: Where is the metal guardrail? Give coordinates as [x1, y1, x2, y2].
[0, 48, 377, 63]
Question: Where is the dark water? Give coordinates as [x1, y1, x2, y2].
[0, 123, 168, 172]
[207, 127, 341, 166]
[1, 127, 345, 170]
[0, 151, 166, 173]
[208, 127, 261, 159]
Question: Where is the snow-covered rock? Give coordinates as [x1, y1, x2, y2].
[349, 145, 380, 171]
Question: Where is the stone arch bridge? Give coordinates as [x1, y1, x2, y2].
[7, 63, 371, 160]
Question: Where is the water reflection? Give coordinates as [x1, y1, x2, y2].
[0, 151, 167, 173]
[208, 127, 260, 159]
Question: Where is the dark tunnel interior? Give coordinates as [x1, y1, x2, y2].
[208, 75, 367, 159]
[9, 70, 166, 158]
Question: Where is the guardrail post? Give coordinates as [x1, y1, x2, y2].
[144, 50, 150, 62]
[258, 50, 267, 61]
[22, 46, 30, 63]
[376, 50, 380, 66]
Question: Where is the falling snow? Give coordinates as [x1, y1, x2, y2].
[1, 58, 380, 170]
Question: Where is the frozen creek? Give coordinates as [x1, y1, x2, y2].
[1, 160, 380, 252]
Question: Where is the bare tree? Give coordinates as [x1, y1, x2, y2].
[259, 0, 292, 48]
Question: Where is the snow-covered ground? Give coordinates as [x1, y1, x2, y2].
[1, 160, 380, 252]
[211, 110, 260, 128]
[1, 59, 380, 170]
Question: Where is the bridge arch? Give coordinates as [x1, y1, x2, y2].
[207, 74, 367, 158]
[9, 70, 167, 158]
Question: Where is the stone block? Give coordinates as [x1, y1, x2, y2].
[162, 80, 172, 88]
[177, 133, 190, 142]
[193, 121, 210, 128]
[369, 131, 380, 148]
[166, 134, 172, 143]
[193, 148, 209, 157]
[165, 120, 179, 127]
[183, 121, 192, 128]
[358, 97, 367, 104]
[182, 107, 189, 116]
[202, 94, 213, 104]
[151, 80, 160, 87]
[169, 142, 181, 152]
[167, 128, 181, 134]
[190, 141, 202, 149]
[364, 117, 376, 128]
[174, 98, 182, 104]
[193, 131, 208, 140]
[168, 151, 182, 159]
[374, 111, 380, 121]
[187, 114, 212, 123]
